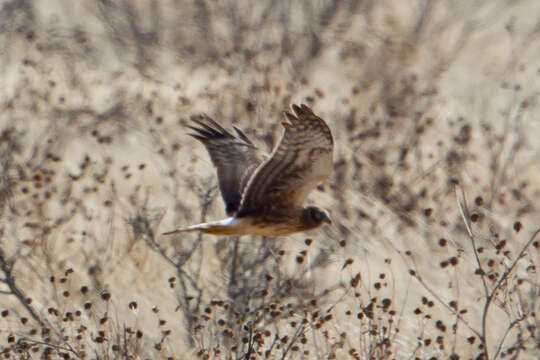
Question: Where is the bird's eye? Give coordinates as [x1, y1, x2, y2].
[310, 208, 322, 222]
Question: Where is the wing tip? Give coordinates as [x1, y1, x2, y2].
[233, 126, 255, 145]
[188, 116, 258, 149]
[293, 103, 314, 116]
[281, 121, 294, 129]
[292, 104, 302, 112]
[283, 103, 316, 126]
[188, 115, 232, 140]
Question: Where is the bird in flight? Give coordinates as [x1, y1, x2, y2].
[163, 104, 333, 237]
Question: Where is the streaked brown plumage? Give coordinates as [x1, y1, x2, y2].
[163, 104, 333, 237]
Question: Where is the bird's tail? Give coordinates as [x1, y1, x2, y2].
[162, 217, 240, 236]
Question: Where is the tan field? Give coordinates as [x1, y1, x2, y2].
[0, 1, 539, 359]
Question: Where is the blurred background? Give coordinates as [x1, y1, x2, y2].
[0, 0, 539, 358]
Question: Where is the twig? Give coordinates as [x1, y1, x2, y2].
[489, 228, 540, 303]
[455, 183, 489, 297]
[455, 183, 540, 359]
[243, 322, 254, 360]
[491, 314, 527, 360]
[485, 228, 540, 360]
[21, 338, 82, 358]
[410, 271, 482, 339]
[455, 182, 490, 357]
[0, 248, 44, 326]
[281, 324, 305, 359]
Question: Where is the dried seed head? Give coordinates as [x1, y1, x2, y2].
[350, 273, 361, 288]
[341, 258, 353, 270]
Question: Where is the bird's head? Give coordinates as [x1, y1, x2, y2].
[303, 206, 332, 229]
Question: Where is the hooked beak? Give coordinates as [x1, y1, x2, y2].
[323, 213, 332, 225]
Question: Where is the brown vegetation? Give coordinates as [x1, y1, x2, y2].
[0, 0, 539, 359]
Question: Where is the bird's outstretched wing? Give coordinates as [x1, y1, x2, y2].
[188, 115, 266, 215]
[237, 104, 333, 216]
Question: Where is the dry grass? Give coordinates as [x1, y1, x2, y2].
[0, 0, 539, 359]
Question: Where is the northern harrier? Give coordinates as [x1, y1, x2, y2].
[163, 104, 333, 237]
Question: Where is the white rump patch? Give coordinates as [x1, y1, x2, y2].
[217, 217, 239, 227]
